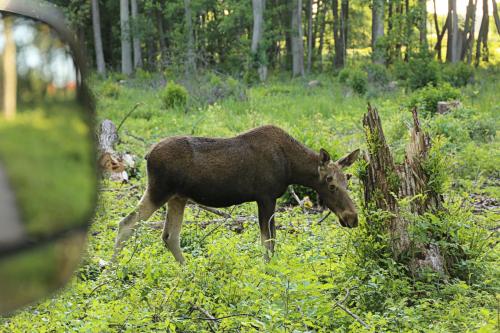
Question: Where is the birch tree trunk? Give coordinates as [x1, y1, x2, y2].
[291, 0, 305, 77]
[92, 0, 106, 75]
[251, 0, 268, 81]
[372, 0, 385, 64]
[2, 16, 16, 120]
[120, 0, 133, 75]
[131, 0, 142, 69]
[184, 0, 196, 78]
[362, 105, 446, 275]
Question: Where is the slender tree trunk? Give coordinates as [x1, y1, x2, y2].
[251, 0, 268, 81]
[156, 6, 167, 69]
[340, 0, 348, 66]
[184, 0, 196, 77]
[493, 0, 500, 35]
[434, 12, 449, 62]
[447, 0, 460, 63]
[131, 0, 142, 69]
[2, 16, 16, 120]
[372, 0, 385, 64]
[460, 0, 476, 62]
[418, 0, 427, 51]
[120, 0, 133, 75]
[404, 0, 411, 61]
[333, 0, 348, 68]
[92, 0, 106, 75]
[307, 0, 314, 73]
[317, 0, 327, 68]
[291, 0, 305, 77]
[475, 0, 490, 66]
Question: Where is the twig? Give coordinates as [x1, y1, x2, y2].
[188, 200, 232, 218]
[334, 288, 371, 330]
[124, 130, 149, 145]
[317, 211, 331, 225]
[117, 103, 143, 133]
[190, 303, 217, 333]
[289, 186, 304, 207]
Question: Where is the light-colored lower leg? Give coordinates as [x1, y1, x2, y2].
[113, 191, 158, 259]
[162, 197, 187, 264]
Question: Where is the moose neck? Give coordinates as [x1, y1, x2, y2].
[287, 144, 322, 192]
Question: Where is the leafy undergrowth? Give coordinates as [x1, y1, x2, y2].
[1, 70, 498, 332]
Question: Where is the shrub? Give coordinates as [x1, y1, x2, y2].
[467, 117, 496, 143]
[348, 68, 368, 95]
[408, 83, 460, 116]
[100, 81, 121, 98]
[441, 63, 474, 87]
[364, 63, 391, 86]
[393, 54, 441, 90]
[161, 82, 188, 110]
[191, 72, 247, 106]
[338, 68, 350, 83]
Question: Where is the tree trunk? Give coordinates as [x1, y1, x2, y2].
[418, 0, 427, 50]
[333, 0, 348, 68]
[404, 0, 412, 61]
[2, 16, 16, 120]
[120, 0, 133, 75]
[291, 0, 305, 77]
[434, 12, 449, 62]
[475, 0, 490, 66]
[317, 0, 327, 68]
[460, 0, 476, 63]
[131, 0, 142, 69]
[362, 105, 446, 275]
[156, 6, 167, 69]
[92, 0, 106, 75]
[372, 0, 385, 64]
[184, 0, 196, 78]
[251, 0, 268, 81]
[493, 0, 500, 35]
[307, 0, 314, 73]
[447, 0, 460, 63]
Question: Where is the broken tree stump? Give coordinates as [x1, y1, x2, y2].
[361, 104, 446, 275]
[98, 119, 136, 182]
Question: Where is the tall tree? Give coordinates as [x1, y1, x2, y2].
[91, 0, 106, 75]
[120, 0, 133, 75]
[475, 0, 490, 66]
[372, 0, 385, 64]
[317, 0, 328, 68]
[460, 0, 476, 64]
[251, 0, 268, 81]
[491, 0, 500, 35]
[291, 0, 305, 77]
[131, 0, 142, 69]
[2, 16, 16, 120]
[184, 0, 196, 77]
[446, 0, 460, 63]
[333, 0, 348, 68]
[418, 0, 427, 50]
[306, 0, 314, 73]
[433, 0, 449, 61]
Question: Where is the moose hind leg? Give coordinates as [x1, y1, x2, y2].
[162, 197, 188, 264]
[114, 190, 163, 259]
[257, 199, 277, 257]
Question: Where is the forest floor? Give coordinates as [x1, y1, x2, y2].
[1, 67, 499, 332]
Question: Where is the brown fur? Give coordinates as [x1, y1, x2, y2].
[114, 125, 359, 263]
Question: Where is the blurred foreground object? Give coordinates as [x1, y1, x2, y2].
[0, 0, 96, 314]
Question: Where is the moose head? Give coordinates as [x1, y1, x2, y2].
[317, 148, 360, 228]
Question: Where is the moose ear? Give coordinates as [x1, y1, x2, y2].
[337, 149, 360, 169]
[319, 148, 331, 166]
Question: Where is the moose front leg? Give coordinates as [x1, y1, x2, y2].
[257, 198, 277, 258]
[162, 197, 188, 264]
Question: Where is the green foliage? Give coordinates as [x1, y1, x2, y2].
[338, 67, 350, 83]
[441, 63, 474, 87]
[348, 68, 368, 95]
[408, 83, 460, 116]
[100, 80, 121, 99]
[393, 54, 441, 90]
[363, 63, 391, 87]
[161, 82, 188, 110]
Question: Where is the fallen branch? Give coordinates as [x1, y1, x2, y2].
[334, 288, 371, 330]
[116, 103, 143, 133]
[317, 211, 331, 225]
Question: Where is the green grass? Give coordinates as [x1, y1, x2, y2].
[1, 69, 498, 332]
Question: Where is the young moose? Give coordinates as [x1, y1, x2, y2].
[114, 125, 359, 263]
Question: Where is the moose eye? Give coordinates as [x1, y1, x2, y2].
[326, 175, 333, 183]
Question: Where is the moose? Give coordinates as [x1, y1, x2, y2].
[114, 125, 360, 264]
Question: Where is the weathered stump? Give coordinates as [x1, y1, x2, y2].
[97, 120, 135, 182]
[361, 104, 446, 275]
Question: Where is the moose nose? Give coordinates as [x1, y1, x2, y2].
[339, 212, 358, 228]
